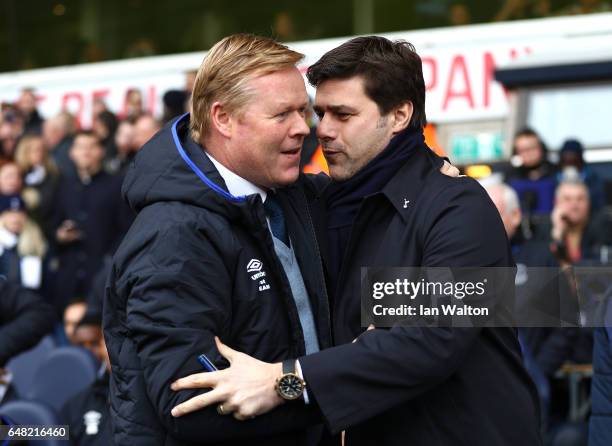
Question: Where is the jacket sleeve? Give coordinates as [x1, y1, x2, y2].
[123, 224, 319, 443]
[298, 178, 513, 433]
[0, 279, 56, 366]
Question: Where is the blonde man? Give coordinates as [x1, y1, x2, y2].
[104, 34, 331, 445]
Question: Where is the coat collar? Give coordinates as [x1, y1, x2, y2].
[380, 146, 445, 223]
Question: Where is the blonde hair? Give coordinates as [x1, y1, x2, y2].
[14, 134, 58, 176]
[189, 34, 304, 142]
[0, 216, 47, 258]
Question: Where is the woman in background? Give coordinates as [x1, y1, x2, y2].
[14, 134, 60, 239]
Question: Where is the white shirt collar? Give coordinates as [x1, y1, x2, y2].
[205, 152, 267, 202]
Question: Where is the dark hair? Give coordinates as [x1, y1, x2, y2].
[306, 36, 426, 129]
[76, 312, 102, 330]
[95, 111, 118, 136]
[513, 127, 548, 155]
[73, 130, 102, 145]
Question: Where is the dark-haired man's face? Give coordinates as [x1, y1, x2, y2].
[70, 135, 104, 173]
[74, 324, 105, 364]
[314, 76, 397, 181]
[514, 135, 543, 168]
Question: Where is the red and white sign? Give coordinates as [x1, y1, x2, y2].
[1, 13, 610, 128]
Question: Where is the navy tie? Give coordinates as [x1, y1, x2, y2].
[264, 193, 289, 246]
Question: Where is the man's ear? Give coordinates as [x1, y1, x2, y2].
[391, 101, 413, 135]
[209, 102, 232, 138]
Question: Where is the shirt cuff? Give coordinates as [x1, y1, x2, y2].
[296, 359, 309, 404]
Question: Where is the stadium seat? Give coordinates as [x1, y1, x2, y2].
[25, 346, 99, 411]
[6, 335, 56, 398]
[0, 400, 63, 446]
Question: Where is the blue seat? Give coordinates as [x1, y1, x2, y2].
[0, 400, 63, 446]
[26, 346, 98, 412]
[6, 335, 56, 398]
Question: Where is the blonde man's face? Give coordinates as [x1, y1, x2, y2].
[224, 67, 309, 189]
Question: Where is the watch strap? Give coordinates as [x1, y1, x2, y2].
[282, 359, 295, 375]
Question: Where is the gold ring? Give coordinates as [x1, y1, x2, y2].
[217, 404, 227, 415]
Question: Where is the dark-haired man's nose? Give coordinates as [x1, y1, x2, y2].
[316, 115, 336, 143]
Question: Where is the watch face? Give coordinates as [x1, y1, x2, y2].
[278, 374, 304, 400]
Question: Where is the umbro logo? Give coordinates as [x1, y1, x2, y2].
[247, 258, 270, 291]
[247, 259, 263, 273]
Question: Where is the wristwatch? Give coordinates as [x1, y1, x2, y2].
[275, 359, 305, 400]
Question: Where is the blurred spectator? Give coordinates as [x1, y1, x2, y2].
[0, 195, 46, 290]
[486, 182, 579, 365]
[0, 276, 55, 369]
[0, 162, 23, 196]
[0, 109, 24, 161]
[92, 98, 109, 120]
[43, 111, 77, 177]
[550, 179, 599, 264]
[72, 314, 106, 366]
[105, 121, 136, 176]
[300, 99, 319, 170]
[162, 90, 187, 123]
[15, 88, 43, 135]
[185, 70, 197, 94]
[486, 182, 585, 438]
[63, 299, 87, 344]
[448, 2, 472, 26]
[505, 128, 557, 217]
[494, 0, 552, 21]
[51, 131, 131, 313]
[557, 0, 611, 15]
[60, 312, 112, 445]
[273, 11, 296, 41]
[14, 135, 61, 239]
[132, 114, 161, 150]
[92, 111, 119, 159]
[124, 38, 157, 58]
[557, 138, 605, 212]
[121, 88, 144, 121]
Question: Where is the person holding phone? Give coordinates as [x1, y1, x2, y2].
[52, 131, 131, 314]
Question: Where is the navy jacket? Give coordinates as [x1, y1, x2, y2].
[589, 305, 612, 445]
[53, 170, 132, 312]
[300, 146, 542, 445]
[104, 115, 331, 445]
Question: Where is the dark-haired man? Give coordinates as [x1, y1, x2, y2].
[171, 36, 542, 446]
[52, 131, 131, 313]
[505, 128, 557, 215]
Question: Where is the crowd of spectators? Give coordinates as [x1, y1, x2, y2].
[486, 127, 612, 445]
[0, 86, 188, 444]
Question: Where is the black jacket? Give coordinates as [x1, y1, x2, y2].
[60, 372, 113, 446]
[0, 277, 55, 367]
[52, 169, 132, 312]
[299, 146, 542, 445]
[104, 115, 331, 445]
